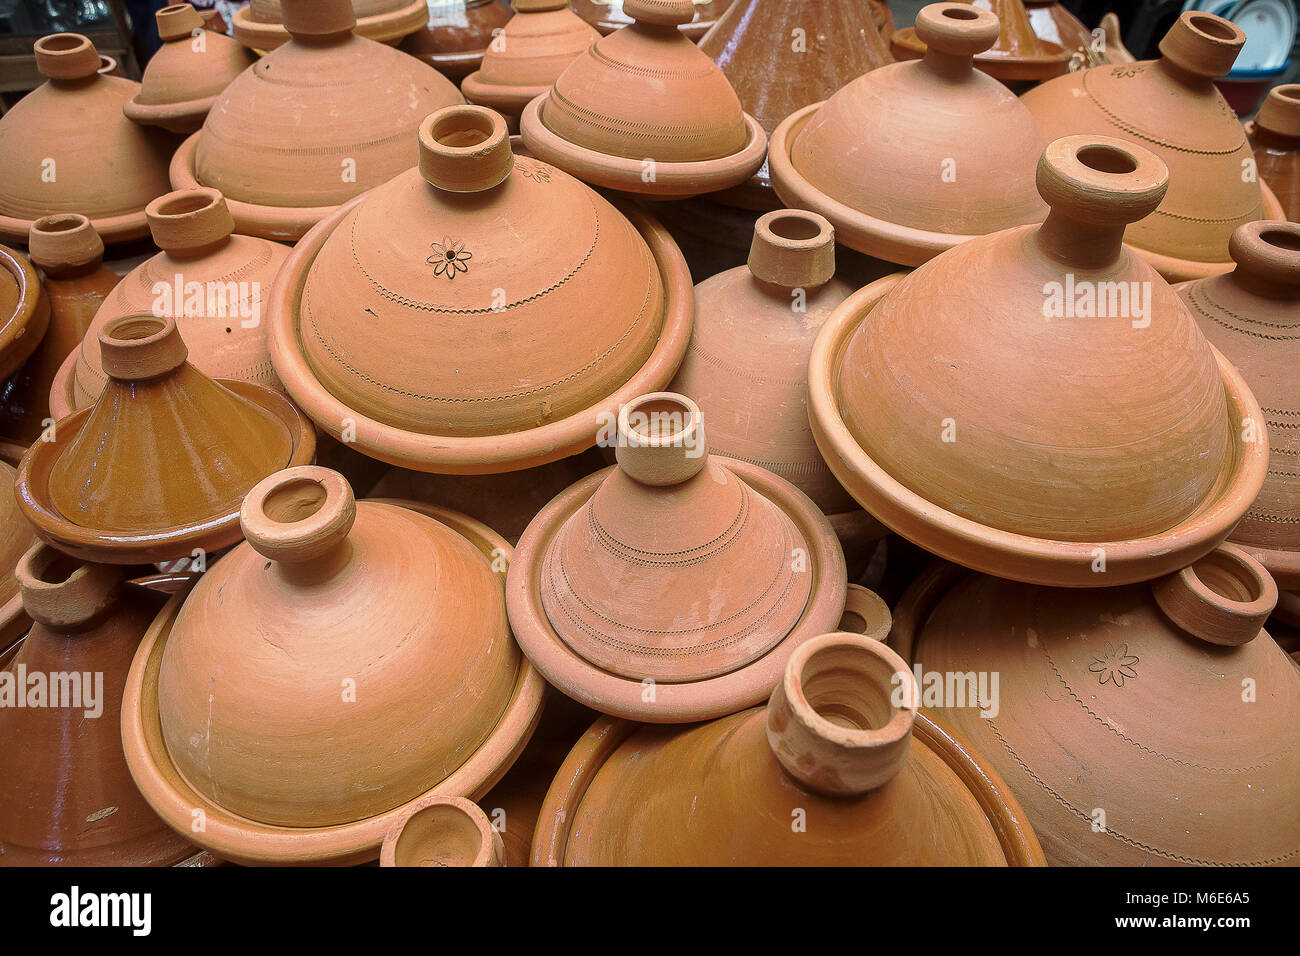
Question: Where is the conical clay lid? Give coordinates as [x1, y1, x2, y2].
[571, 0, 731, 40]
[892, 0, 1071, 81]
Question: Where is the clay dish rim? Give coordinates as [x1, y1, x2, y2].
[230, 0, 428, 50]
[47, 347, 80, 422]
[0, 208, 148, 247]
[0, 244, 48, 378]
[1134, 180, 1286, 282]
[890, 26, 1073, 82]
[124, 90, 219, 135]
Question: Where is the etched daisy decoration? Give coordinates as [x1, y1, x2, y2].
[1088, 642, 1139, 687]
[427, 237, 472, 280]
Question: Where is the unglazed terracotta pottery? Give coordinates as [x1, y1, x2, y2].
[0, 244, 49, 385]
[0, 34, 175, 245]
[0, 544, 194, 865]
[48, 189, 289, 421]
[233, 0, 429, 49]
[572, 0, 730, 39]
[892, 0, 1070, 82]
[380, 797, 506, 866]
[462, 1, 599, 130]
[16, 315, 315, 565]
[894, 548, 1298, 866]
[507, 391, 848, 722]
[121, 469, 546, 864]
[698, 0, 893, 210]
[808, 136, 1268, 588]
[520, 0, 766, 197]
[532, 632, 1044, 865]
[171, 0, 465, 242]
[125, 5, 255, 135]
[1176, 221, 1300, 588]
[769, 3, 1048, 267]
[1021, 12, 1285, 281]
[268, 105, 692, 474]
[0, 460, 37, 645]
[402, 0, 514, 78]
[1247, 84, 1300, 223]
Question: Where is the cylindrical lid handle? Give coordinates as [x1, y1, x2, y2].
[34, 33, 101, 81]
[1152, 545, 1276, 647]
[614, 392, 708, 487]
[749, 210, 835, 289]
[419, 106, 515, 193]
[28, 214, 104, 273]
[156, 4, 204, 42]
[625, 0, 695, 28]
[146, 188, 235, 254]
[98, 315, 189, 381]
[1036, 135, 1168, 227]
[282, 0, 356, 38]
[1227, 221, 1300, 293]
[915, 2, 1000, 59]
[16, 543, 123, 631]
[1255, 84, 1300, 138]
[1158, 12, 1244, 79]
[380, 796, 506, 867]
[241, 467, 357, 565]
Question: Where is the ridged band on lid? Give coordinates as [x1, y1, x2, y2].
[1152, 545, 1276, 647]
[915, 2, 1000, 59]
[16, 542, 123, 631]
[1256, 84, 1300, 139]
[749, 210, 835, 289]
[281, 0, 356, 38]
[241, 466, 357, 565]
[98, 315, 189, 381]
[419, 106, 515, 193]
[1158, 12, 1244, 79]
[625, 0, 695, 28]
[146, 188, 236, 255]
[1228, 221, 1300, 292]
[381, 796, 506, 867]
[614, 392, 708, 487]
[1036, 136, 1168, 228]
[34, 33, 101, 81]
[156, 3, 204, 42]
[28, 214, 104, 272]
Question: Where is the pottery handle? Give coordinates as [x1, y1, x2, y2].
[749, 210, 835, 290]
[28, 214, 104, 274]
[1255, 85, 1300, 139]
[33, 33, 101, 81]
[1227, 221, 1300, 296]
[614, 392, 708, 486]
[16, 543, 123, 632]
[99, 315, 190, 381]
[624, 0, 695, 28]
[146, 188, 236, 256]
[281, 0, 356, 39]
[241, 466, 357, 565]
[914, 3, 1000, 60]
[419, 106, 515, 193]
[1152, 545, 1276, 647]
[156, 4, 204, 42]
[1158, 12, 1243, 80]
[1037, 136, 1167, 228]
[380, 796, 506, 867]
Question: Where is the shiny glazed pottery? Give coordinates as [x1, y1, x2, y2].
[507, 391, 848, 723]
[0, 460, 37, 643]
[0, 244, 50, 385]
[121, 469, 546, 864]
[0, 544, 194, 865]
[893, 548, 1298, 866]
[892, 0, 1071, 82]
[769, 3, 1048, 266]
[380, 796, 506, 866]
[807, 136, 1269, 588]
[1247, 84, 1300, 223]
[519, 0, 767, 197]
[268, 105, 693, 475]
[402, 0, 514, 78]
[532, 632, 1045, 865]
[171, 0, 465, 242]
[0, 34, 174, 245]
[1021, 12, 1285, 281]
[232, 0, 429, 49]
[571, 0, 730, 40]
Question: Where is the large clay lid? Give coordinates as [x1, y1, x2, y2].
[769, 3, 1048, 266]
[0, 243, 49, 382]
[571, 0, 731, 40]
[268, 105, 693, 474]
[532, 632, 1045, 865]
[400, 0, 515, 79]
[894, 547, 1296, 866]
[171, 0, 464, 241]
[16, 314, 315, 564]
[808, 136, 1269, 587]
[49, 188, 289, 421]
[1021, 12, 1285, 281]
[508, 392, 848, 722]
[232, 0, 429, 49]
[892, 0, 1071, 82]
[519, 0, 766, 197]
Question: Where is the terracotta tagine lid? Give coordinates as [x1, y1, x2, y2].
[1247, 84, 1300, 223]
[401, 0, 514, 78]
[0, 243, 50, 384]
[232, 0, 430, 49]
[532, 632, 1045, 865]
[0, 34, 174, 245]
[49, 188, 289, 422]
[892, 0, 1071, 82]
[16, 314, 315, 565]
[171, 0, 465, 242]
[769, 3, 1048, 267]
[508, 391, 848, 722]
[808, 136, 1269, 588]
[519, 0, 766, 197]
[571, 0, 731, 40]
[462, 1, 600, 129]
[121, 468, 546, 864]
[1021, 12, 1285, 282]
[0, 544, 195, 865]
[698, 0, 894, 210]
[0, 460, 36, 639]
[1176, 221, 1300, 589]
[380, 796, 506, 866]
[268, 105, 693, 474]
[893, 547, 1298, 866]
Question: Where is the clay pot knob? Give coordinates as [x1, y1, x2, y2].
[1256, 84, 1300, 139]
[97, 54, 119, 75]
[1228, 221, 1300, 292]
[1152, 545, 1277, 647]
[16, 543, 122, 631]
[766, 633, 917, 797]
[749, 210, 835, 289]
[614, 392, 708, 487]
[837, 584, 892, 643]
[625, 0, 695, 28]
[28, 214, 104, 272]
[281, 0, 356, 38]
[1036, 135, 1168, 228]
[156, 4, 204, 42]
[146, 188, 235, 255]
[418, 106, 515, 194]
[380, 796, 506, 867]
[915, 2, 1000, 59]
[1159, 12, 1243, 79]
[98, 315, 190, 381]
[241, 466, 357, 565]
[34, 33, 101, 81]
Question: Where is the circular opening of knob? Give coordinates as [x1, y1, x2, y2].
[1187, 13, 1241, 42]
[1037, 135, 1168, 227]
[147, 188, 235, 253]
[915, 2, 1000, 59]
[1075, 145, 1138, 175]
[1153, 545, 1277, 647]
[98, 314, 189, 381]
[388, 798, 498, 867]
[241, 466, 357, 565]
[418, 106, 514, 194]
[615, 392, 708, 487]
[34, 33, 101, 80]
[1160, 12, 1244, 78]
[751, 210, 835, 288]
[29, 213, 102, 271]
[797, 638, 908, 734]
[1228, 221, 1300, 289]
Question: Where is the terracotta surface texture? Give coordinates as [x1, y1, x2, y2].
[1247, 84, 1300, 223]
[402, 0, 514, 78]
[234, 0, 430, 50]
[892, 0, 1071, 82]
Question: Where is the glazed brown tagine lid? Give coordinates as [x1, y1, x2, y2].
[893, 546, 1298, 866]
[401, 0, 514, 78]
[120, 467, 546, 864]
[124, 5, 255, 135]
[532, 632, 1045, 865]
[15, 314, 315, 565]
[171, 0, 464, 242]
[1247, 84, 1300, 223]
[0, 243, 49, 384]
[461, 1, 600, 129]
[1021, 12, 1286, 282]
[268, 105, 692, 474]
[1176, 221, 1300, 589]
[892, 0, 1071, 82]
[807, 136, 1268, 588]
[507, 391, 848, 722]
[519, 0, 766, 197]
[769, 3, 1048, 267]
[0, 460, 37, 643]
[0, 544, 195, 865]
[571, 0, 730, 40]
[48, 188, 289, 421]
[380, 796, 506, 866]
[232, 0, 429, 50]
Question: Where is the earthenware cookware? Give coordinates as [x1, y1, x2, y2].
[1247, 84, 1300, 223]
[402, 0, 514, 78]
[0, 459, 37, 645]
[892, 0, 1071, 82]
[571, 0, 731, 40]
[233, 0, 429, 50]
[380, 797, 506, 866]
[0, 244, 50, 385]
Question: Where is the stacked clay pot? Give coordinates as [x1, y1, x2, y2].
[892, 0, 1071, 83]
[233, 0, 429, 50]
[0, 34, 174, 245]
[1247, 84, 1300, 223]
[402, 0, 514, 78]
[0, 244, 49, 395]
[571, 0, 731, 40]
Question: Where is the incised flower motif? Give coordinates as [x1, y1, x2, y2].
[1088, 641, 1139, 687]
[427, 236, 472, 280]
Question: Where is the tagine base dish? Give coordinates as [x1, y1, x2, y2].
[1134, 181, 1286, 283]
[891, 27, 1072, 82]
[460, 75, 548, 119]
[124, 93, 219, 135]
[231, 0, 428, 50]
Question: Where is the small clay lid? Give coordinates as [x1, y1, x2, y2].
[1255, 84, 1300, 140]
[891, 0, 1071, 81]
[28, 214, 105, 274]
[380, 796, 506, 867]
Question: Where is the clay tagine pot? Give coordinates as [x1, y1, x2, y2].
[893, 546, 1298, 866]
[892, 0, 1071, 83]
[48, 188, 289, 421]
[0, 459, 37, 646]
[0, 243, 50, 386]
[0, 34, 175, 245]
[507, 391, 848, 722]
[171, 0, 465, 242]
[461, 1, 600, 131]
[1176, 221, 1300, 590]
[380, 796, 506, 866]
[121, 467, 546, 864]
[16, 314, 315, 565]
[0, 544, 196, 865]
[532, 631, 1045, 865]
[1021, 12, 1286, 282]
[769, 3, 1048, 267]
[520, 0, 766, 198]
[232, 0, 429, 50]
[268, 105, 692, 474]
[1247, 84, 1300, 224]
[571, 0, 730, 40]
[698, 0, 893, 211]
[124, 5, 255, 135]
[807, 136, 1269, 588]
[1023, 0, 1113, 68]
